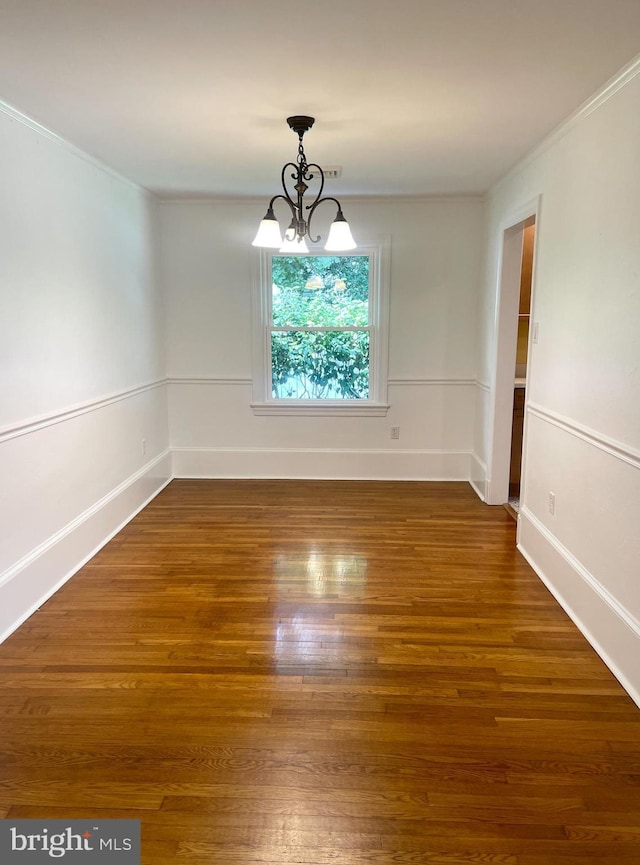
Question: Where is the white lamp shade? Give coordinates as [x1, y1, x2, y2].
[279, 234, 309, 254]
[324, 216, 356, 251]
[252, 217, 283, 248]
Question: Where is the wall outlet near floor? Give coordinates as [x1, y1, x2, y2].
[390, 426, 400, 440]
[548, 491, 555, 515]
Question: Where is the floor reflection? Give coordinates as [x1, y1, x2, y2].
[274, 550, 368, 596]
[271, 551, 368, 667]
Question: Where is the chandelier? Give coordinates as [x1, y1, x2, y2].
[252, 115, 356, 253]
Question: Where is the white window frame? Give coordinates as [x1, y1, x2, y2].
[251, 238, 390, 416]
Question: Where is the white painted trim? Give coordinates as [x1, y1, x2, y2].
[174, 446, 471, 457]
[251, 238, 391, 413]
[168, 376, 475, 389]
[475, 380, 491, 393]
[158, 194, 486, 206]
[0, 98, 147, 195]
[495, 198, 541, 238]
[472, 454, 487, 473]
[0, 449, 170, 590]
[493, 53, 640, 193]
[0, 450, 172, 644]
[167, 377, 252, 386]
[520, 506, 640, 639]
[469, 453, 488, 502]
[389, 378, 476, 387]
[486, 196, 540, 504]
[469, 479, 485, 502]
[0, 379, 167, 443]
[171, 446, 471, 481]
[250, 401, 390, 417]
[527, 402, 640, 469]
[518, 506, 640, 708]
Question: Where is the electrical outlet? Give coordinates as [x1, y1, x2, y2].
[390, 426, 400, 440]
[548, 491, 555, 515]
[141, 439, 147, 456]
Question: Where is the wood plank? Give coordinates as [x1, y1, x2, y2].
[1, 479, 639, 865]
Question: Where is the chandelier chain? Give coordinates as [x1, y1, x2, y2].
[297, 135, 307, 171]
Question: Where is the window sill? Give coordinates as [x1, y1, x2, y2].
[251, 401, 390, 417]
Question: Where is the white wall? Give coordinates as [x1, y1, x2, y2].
[161, 197, 483, 479]
[475, 61, 640, 703]
[0, 105, 170, 640]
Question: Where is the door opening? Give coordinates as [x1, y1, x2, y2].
[507, 218, 535, 518]
[486, 198, 539, 517]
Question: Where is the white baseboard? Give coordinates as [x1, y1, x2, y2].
[518, 506, 640, 708]
[469, 478, 486, 501]
[469, 453, 487, 501]
[0, 450, 172, 643]
[170, 447, 472, 481]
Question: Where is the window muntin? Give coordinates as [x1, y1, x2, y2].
[252, 241, 389, 416]
[270, 255, 370, 401]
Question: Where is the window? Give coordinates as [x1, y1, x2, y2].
[252, 242, 389, 415]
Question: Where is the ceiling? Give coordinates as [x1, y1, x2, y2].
[1, 0, 639, 197]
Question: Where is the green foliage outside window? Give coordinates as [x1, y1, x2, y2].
[271, 255, 370, 399]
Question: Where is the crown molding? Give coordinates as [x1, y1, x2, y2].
[493, 52, 640, 193]
[0, 98, 151, 197]
[157, 193, 485, 206]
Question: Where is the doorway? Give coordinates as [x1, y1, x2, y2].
[486, 198, 539, 519]
[507, 217, 535, 516]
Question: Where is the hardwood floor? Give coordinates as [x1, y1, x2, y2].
[1, 479, 639, 864]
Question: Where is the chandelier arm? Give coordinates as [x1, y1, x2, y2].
[302, 161, 325, 209]
[280, 162, 300, 205]
[268, 192, 296, 217]
[306, 195, 343, 244]
[279, 161, 308, 236]
[268, 192, 297, 240]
